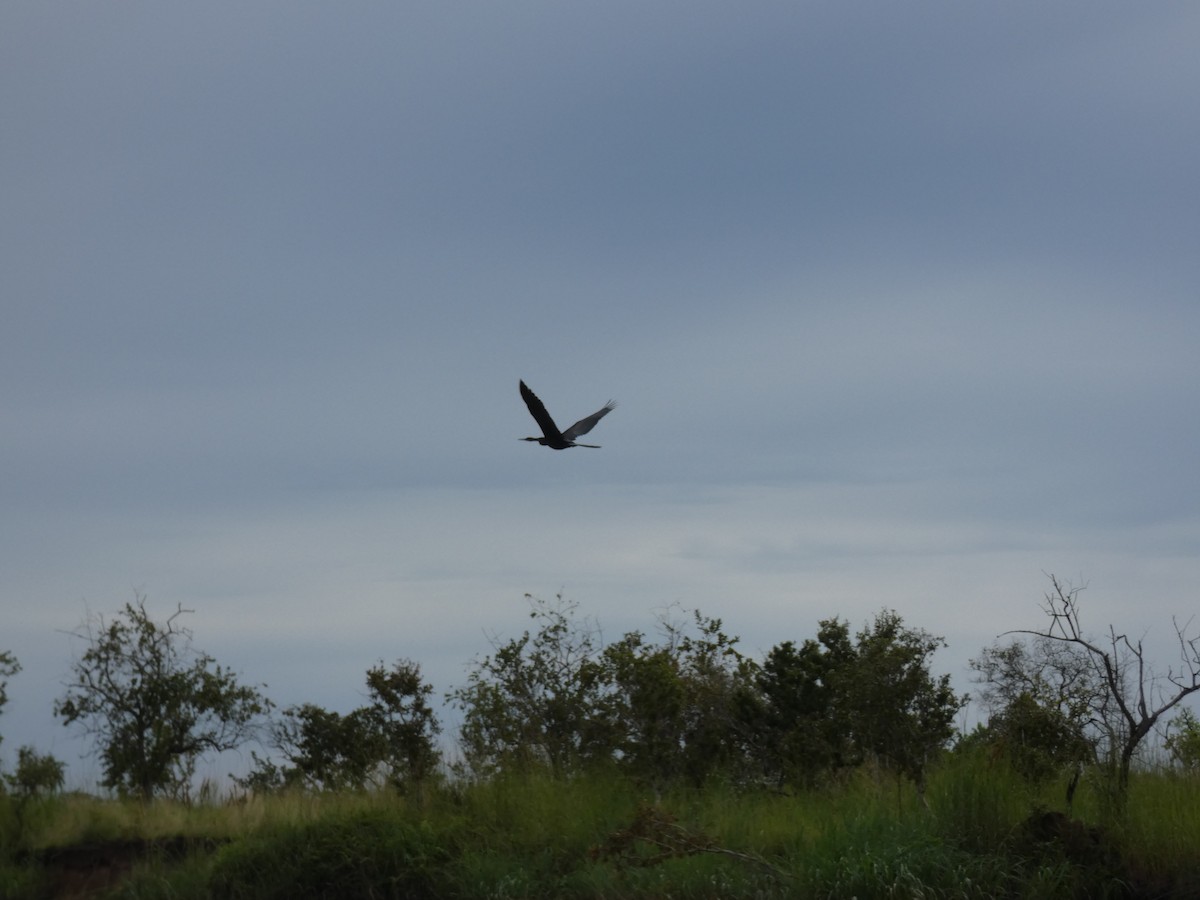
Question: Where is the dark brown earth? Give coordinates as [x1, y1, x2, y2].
[23, 836, 223, 900]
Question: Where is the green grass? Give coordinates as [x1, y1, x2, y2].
[3, 762, 1199, 899]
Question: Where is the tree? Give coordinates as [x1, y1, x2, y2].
[601, 610, 755, 790]
[259, 704, 378, 792]
[668, 612, 758, 786]
[252, 659, 441, 793]
[983, 692, 1094, 787]
[1165, 707, 1200, 772]
[450, 598, 755, 787]
[0, 651, 19, 755]
[5, 747, 66, 797]
[970, 636, 1100, 803]
[843, 610, 966, 802]
[743, 621, 855, 787]
[55, 597, 273, 800]
[449, 594, 610, 778]
[1010, 575, 1200, 802]
[598, 632, 685, 787]
[449, 599, 963, 795]
[746, 612, 965, 799]
[970, 637, 1105, 732]
[361, 659, 441, 788]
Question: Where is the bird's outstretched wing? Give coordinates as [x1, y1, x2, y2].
[562, 399, 616, 441]
[519, 380, 562, 440]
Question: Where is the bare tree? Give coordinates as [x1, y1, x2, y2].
[1009, 575, 1200, 800]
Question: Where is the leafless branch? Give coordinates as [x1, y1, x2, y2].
[1003, 574, 1200, 798]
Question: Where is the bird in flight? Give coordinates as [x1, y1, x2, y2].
[519, 380, 616, 449]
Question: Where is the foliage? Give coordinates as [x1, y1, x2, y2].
[597, 631, 686, 785]
[600, 609, 756, 789]
[0, 651, 18, 754]
[361, 659, 442, 786]
[54, 597, 273, 801]
[746, 621, 855, 786]
[4, 747, 65, 798]
[242, 659, 440, 793]
[984, 693, 1094, 785]
[449, 599, 964, 799]
[244, 706, 376, 793]
[449, 597, 757, 786]
[0, 652, 17, 709]
[1009, 575, 1200, 803]
[842, 610, 966, 797]
[970, 634, 1100, 806]
[971, 636, 1102, 727]
[742, 611, 965, 797]
[1165, 707, 1200, 771]
[448, 593, 611, 778]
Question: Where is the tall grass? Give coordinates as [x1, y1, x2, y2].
[1118, 770, 1200, 897]
[4, 759, 1198, 899]
[928, 746, 1036, 853]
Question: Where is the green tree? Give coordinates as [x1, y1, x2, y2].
[984, 692, 1094, 785]
[746, 620, 856, 787]
[748, 612, 964, 799]
[450, 598, 754, 786]
[601, 611, 754, 789]
[842, 610, 966, 801]
[970, 637, 1103, 732]
[970, 636, 1099, 803]
[449, 594, 610, 778]
[450, 600, 962, 795]
[601, 632, 685, 786]
[361, 659, 441, 788]
[262, 704, 377, 791]
[0, 651, 19, 756]
[5, 746, 66, 797]
[670, 612, 757, 786]
[258, 659, 442, 792]
[1165, 707, 1200, 772]
[0, 652, 17, 711]
[55, 598, 273, 800]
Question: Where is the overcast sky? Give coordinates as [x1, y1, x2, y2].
[3, 2, 1198, 786]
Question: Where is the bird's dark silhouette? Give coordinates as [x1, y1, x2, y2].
[519, 380, 615, 449]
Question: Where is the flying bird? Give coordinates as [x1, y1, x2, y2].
[519, 380, 616, 449]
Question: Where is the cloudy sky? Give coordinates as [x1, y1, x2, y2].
[3, 2, 1198, 785]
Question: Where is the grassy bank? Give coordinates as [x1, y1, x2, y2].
[3, 759, 1199, 899]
